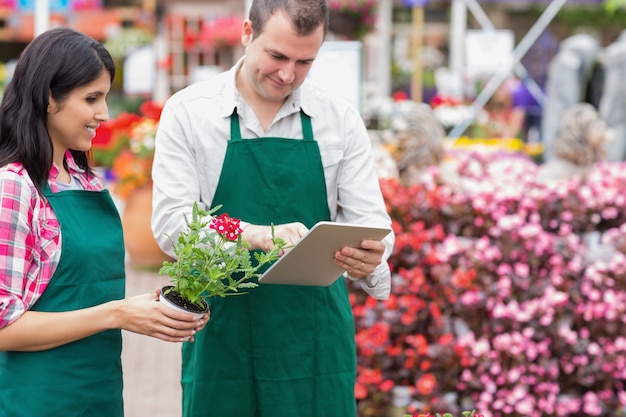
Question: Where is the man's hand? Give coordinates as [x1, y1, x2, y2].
[333, 239, 386, 279]
[242, 222, 308, 254]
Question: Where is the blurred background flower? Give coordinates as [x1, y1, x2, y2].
[350, 151, 626, 417]
[328, 0, 377, 40]
[91, 100, 163, 199]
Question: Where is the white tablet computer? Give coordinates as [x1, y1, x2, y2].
[258, 221, 392, 286]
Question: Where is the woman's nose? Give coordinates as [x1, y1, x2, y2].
[96, 104, 110, 122]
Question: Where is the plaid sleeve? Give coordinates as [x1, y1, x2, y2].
[0, 166, 58, 328]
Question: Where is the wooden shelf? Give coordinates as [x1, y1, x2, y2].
[0, 7, 154, 42]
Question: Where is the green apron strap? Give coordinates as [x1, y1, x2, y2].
[230, 109, 242, 141]
[230, 109, 314, 142]
[300, 112, 314, 142]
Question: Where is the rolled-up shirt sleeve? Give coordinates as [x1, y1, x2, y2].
[346, 261, 392, 300]
[0, 167, 57, 328]
[327, 100, 394, 301]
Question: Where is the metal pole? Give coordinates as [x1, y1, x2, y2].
[375, 0, 393, 97]
[449, 0, 467, 75]
[34, 0, 50, 37]
[411, 6, 424, 102]
[463, 0, 546, 107]
[447, 0, 567, 139]
[153, 0, 170, 103]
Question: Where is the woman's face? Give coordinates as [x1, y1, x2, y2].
[47, 70, 111, 166]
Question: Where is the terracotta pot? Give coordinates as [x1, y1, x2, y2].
[121, 183, 172, 269]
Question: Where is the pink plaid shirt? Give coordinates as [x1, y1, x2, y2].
[0, 152, 103, 328]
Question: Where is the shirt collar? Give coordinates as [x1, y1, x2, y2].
[50, 150, 85, 179]
[218, 57, 244, 119]
[221, 56, 317, 120]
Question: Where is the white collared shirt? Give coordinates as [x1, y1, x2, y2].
[152, 58, 394, 300]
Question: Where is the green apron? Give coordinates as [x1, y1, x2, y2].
[0, 183, 126, 417]
[181, 111, 357, 417]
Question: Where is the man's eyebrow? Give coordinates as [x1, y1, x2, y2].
[267, 48, 316, 62]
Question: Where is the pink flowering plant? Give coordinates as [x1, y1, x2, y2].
[159, 202, 287, 309]
[351, 149, 626, 416]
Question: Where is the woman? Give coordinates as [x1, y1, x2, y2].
[0, 28, 207, 417]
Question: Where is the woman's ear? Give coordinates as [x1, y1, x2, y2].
[48, 92, 56, 113]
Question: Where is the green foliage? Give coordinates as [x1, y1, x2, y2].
[159, 202, 288, 308]
[557, 2, 626, 27]
[604, 0, 626, 14]
[103, 28, 154, 61]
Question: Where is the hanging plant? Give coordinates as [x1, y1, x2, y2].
[328, 0, 377, 40]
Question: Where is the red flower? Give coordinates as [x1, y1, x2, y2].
[201, 16, 244, 48]
[157, 56, 173, 70]
[354, 383, 369, 400]
[415, 373, 436, 396]
[210, 213, 243, 241]
[429, 94, 461, 108]
[95, 102, 164, 198]
[139, 100, 164, 121]
[438, 333, 454, 347]
[184, 27, 198, 51]
[393, 90, 409, 102]
[380, 379, 395, 392]
[108, 112, 143, 132]
[91, 123, 113, 149]
[92, 112, 140, 149]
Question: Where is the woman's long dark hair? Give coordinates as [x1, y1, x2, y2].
[0, 27, 116, 195]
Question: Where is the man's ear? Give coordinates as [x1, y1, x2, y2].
[241, 19, 254, 46]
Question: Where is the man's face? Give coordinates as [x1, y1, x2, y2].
[238, 10, 325, 104]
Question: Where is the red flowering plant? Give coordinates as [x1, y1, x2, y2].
[91, 100, 163, 198]
[350, 176, 477, 417]
[200, 15, 244, 49]
[159, 202, 288, 311]
[350, 149, 626, 416]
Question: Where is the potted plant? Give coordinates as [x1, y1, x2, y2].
[158, 202, 287, 319]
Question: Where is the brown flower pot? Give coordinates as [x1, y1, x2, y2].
[121, 183, 172, 269]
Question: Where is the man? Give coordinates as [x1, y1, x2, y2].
[151, 1, 394, 415]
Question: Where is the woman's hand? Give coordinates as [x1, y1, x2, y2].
[0, 291, 210, 351]
[115, 291, 209, 343]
